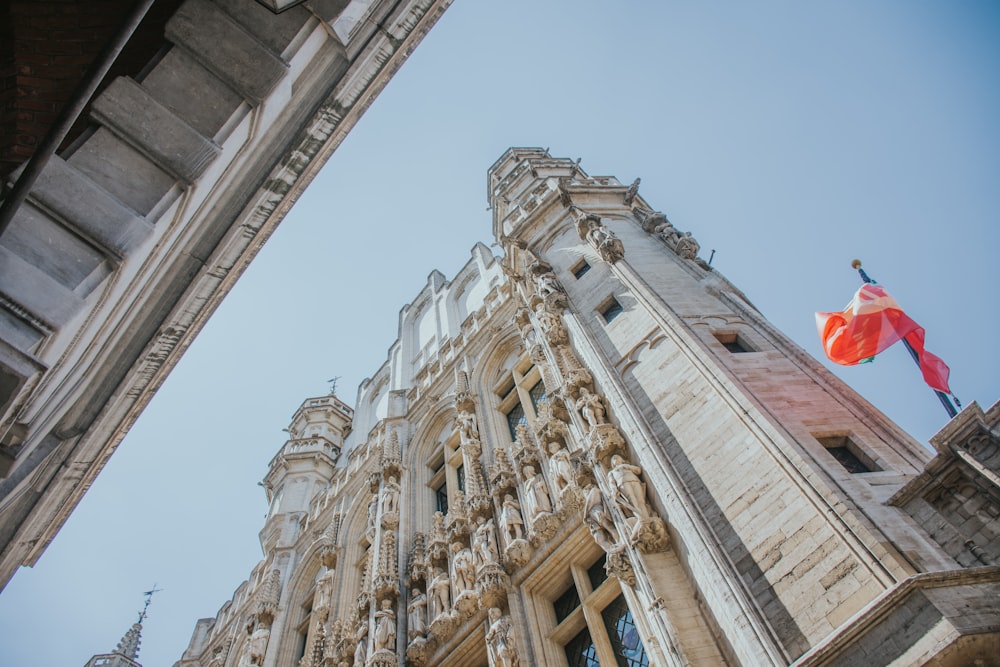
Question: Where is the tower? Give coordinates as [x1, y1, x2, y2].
[84, 589, 159, 667]
[176, 149, 999, 667]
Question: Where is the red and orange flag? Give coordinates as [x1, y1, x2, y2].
[815, 282, 951, 394]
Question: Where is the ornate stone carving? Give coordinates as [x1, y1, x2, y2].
[606, 550, 637, 587]
[454, 369, 475, 412]
[588, 423, 627, 466]
[373, 599, 396, 652]
[373, 529, 399, 602]
[351, 619, 369, 666]
[534, 300, 568, 346]
[407, 532, 428, 586]
[575, 387, 608, 431]
[427, 566, 451, 623]
[446, 491, 470, 542]
[450, 542, 478, 614]
[574, 210, 624, 264]
[381, 430, 401, 479]
[499, 493, 531, 568]
[455, 409, 480, 451]
[623, 177, 640, 206]
[607, 454, 669, 552]
[313, 567, 336, 622]
[406, 588, 427, 643]
[489, 446, 518, 498]
[547, 441, 580, 512]
[318, 513, 341, 569]
[582, 484, 622, 555]
[485, 607, 519, 667]
[256, 568, 281, 626]
[473, 516, 501, 569]
[428, 512, 449, 562]
[379, 475, 400, 530]
[674, 231, 700, 260]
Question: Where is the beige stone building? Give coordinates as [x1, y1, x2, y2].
[176, 149, 1000, 667]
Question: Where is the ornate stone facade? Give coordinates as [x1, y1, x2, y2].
[176, 149, 1000, 667]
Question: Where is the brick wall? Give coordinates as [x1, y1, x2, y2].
[0, 0, 182, 180]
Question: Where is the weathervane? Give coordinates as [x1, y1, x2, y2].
[327, 376, 341, 396]
[139, 584, 162, 623]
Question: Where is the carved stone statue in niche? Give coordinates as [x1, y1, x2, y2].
[500, 494, 525, 543]
[608, 454, 651, 527]
[522, 465, 553, 519]
[605, 455, 672, 554]
[428, 567, 450, 621]
[534, 270, 563, 298]
[366, 494, 377, 541]
[547, 442, 576, 499]
[373, 598, 396, 652]
[353, 621, 368, 666]
[455, 410, 479, 447]
[674, 231, 699, 260]
[314, 567, 336, 619]
[380, 476, 400, 528]
[485, 607, 519, 667]
[575, 387, 607, 430]
[407, 589, 427, 642]
[473, 516, 500, 568]
[583, 484, 622, 555]
[450, 542, 476, 597]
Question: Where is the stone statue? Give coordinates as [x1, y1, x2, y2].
[624, 177, 640, 206]
[450, 542, 476, 595]
[248, 623, 269, 665]
[353, 621, 368, 665]
[522, 465, 552, 519]
[500, 494, 525, 542]
[407, 589, 427, 641]
[314, 567, 335, 614]
[535, 270, 561, 297]
[608, 454, 650, 522]
[380, 476, 400, 517]
[583, 484, 620, 553]
[374, 598, 396, 651]
[473, 516, 500, 567]
[428, 567, 451, 620]
[456, 410, 479, 447]
[575, 387, 607, 429]
[485, 607, 519, 667]
[547, 442, 575, 496]
[586, 218, 613, 247]
[366, 495, 377, 538]
[674, 231, 699, 260]
[653, 218, 679, 247]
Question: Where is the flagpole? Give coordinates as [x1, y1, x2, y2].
[851, 260, 958, 418]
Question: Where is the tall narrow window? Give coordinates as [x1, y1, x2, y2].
[496, 356, 549, 442]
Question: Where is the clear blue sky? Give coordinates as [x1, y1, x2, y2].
[1, 2, 998, 665]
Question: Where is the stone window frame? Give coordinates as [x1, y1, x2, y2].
[813, 431, 882, 474]
[571, 258, 592, 279]
[598, 297, 625, 324]
[712, 329, 755, 354]
[520, 530, 653, 667]
[494, 355, 546, 441]
[426, 430, 464, 514]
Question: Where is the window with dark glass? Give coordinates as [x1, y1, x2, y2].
[506, 402, 526, 441]
[714, 331, 752, 353]
[602, 595, 650, 667]
[553, 585, 581, 623]
[817, 435, 877, 473]
[600, 298, 624, 323]
[565, 627, 600, 667]
[434, 482, 449, 514]
[456, 464, 465, 492]
[587, 554, 608, 590]
[572, 260, 591, 279]
[528, 380, 547, 410]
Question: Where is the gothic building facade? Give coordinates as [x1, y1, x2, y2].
[175, 149, 1000, 667]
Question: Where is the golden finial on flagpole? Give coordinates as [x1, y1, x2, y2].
[850, 259, 862, 269]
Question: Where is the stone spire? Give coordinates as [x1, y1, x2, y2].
[83, 588, 159, 667]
